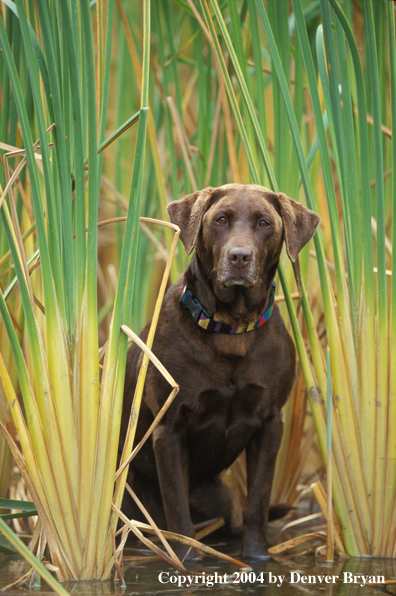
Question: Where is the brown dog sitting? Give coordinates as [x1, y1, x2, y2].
[121, 183, 320, 559]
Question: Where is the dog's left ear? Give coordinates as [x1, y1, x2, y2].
[167, 187, 216, 254]
[276, 193, 320, 262]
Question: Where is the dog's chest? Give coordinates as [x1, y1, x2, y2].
[195, 377, 265, 419]
[182, 376, 267, 480]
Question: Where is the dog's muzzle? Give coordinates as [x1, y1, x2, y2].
[217, 246, 258, 286]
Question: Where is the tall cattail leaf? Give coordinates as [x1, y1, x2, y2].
[362, 0, 388, 555]
[385, 0, 396, 555]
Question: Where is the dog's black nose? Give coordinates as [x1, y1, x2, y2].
[228, 246, 253, 267]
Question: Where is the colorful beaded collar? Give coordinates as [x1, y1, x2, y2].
[180, 281, 276, 334]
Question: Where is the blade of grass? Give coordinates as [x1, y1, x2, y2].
[58, 0, 86, 313]
[326, 345, 334, 562]
[385, 0, 396, 555]
[0, 517, 68, 595]
[362, 0, 388, 555]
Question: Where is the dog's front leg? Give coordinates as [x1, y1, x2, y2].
[152, 425, 196, 560]
[242, 410, 283, 558]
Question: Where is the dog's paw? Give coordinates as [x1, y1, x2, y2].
[241, 541, 269, 559]
[241, 549, 270, 560]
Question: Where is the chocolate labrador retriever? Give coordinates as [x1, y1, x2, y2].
[121, 183, 320, 559]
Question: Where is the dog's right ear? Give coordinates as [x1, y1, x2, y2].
[276, 193, 320, 262]
[167, 187, 216, 254]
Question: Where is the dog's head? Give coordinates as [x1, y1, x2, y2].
[167, 183, 320, 292]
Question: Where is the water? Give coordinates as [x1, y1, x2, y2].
[1, 535, 396, 594]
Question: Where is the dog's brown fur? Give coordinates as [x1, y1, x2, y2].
[121, 183, 320, 559]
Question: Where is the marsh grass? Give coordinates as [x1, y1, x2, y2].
[1, 0, 396, 584]
[141, 0, 396, 556]
[0, 0, 156, 580]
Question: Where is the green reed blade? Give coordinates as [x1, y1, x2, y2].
[80, 0, 99, 313]
[362, 0, 388, 555]
[327, 4, 376, 544]
[0, 518, 68, 596]
[58, 0, 86, 312]
[201, 0, 260, 183]
[247, 0, 268, 185]
[15, 0, 67, 323]
[385, 0, 396, 555]
[334, 16, 362, 314]
[35, 0, 75, 335]
[328, 0, 375, 298]
[317, 4, 356, 317]
[98, 0, 115, 167]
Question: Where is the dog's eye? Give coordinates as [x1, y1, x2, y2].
[216, 216, 226, 224]
[259, 219, 270, 228]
